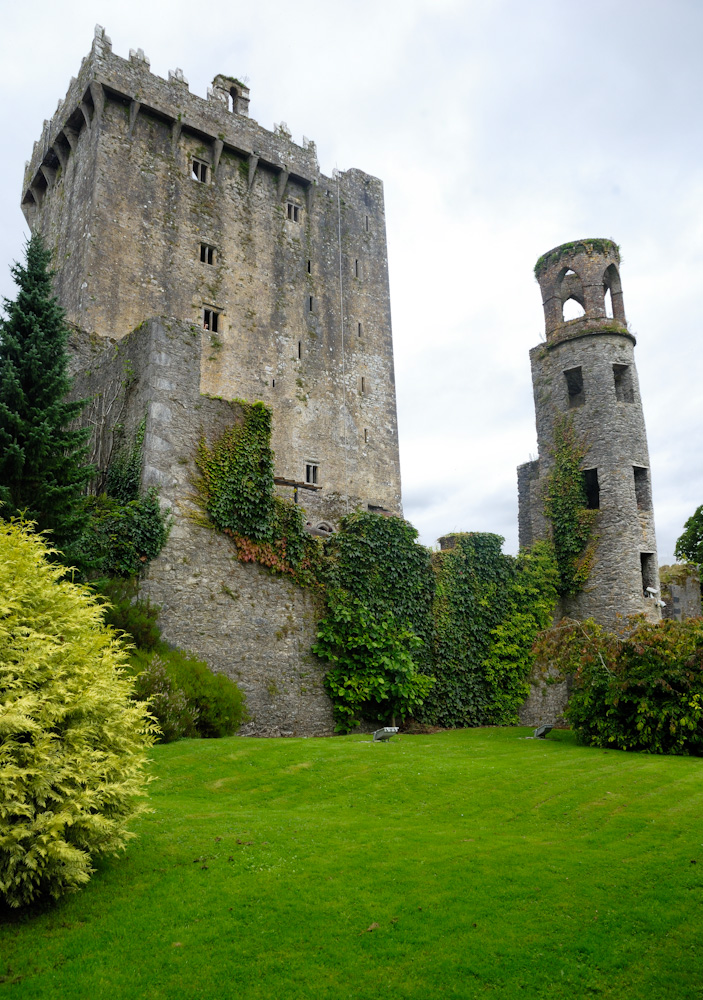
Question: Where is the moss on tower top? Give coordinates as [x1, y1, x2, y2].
[534, 238, 620, 280]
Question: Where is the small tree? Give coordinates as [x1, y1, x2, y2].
[675, 505, 703, 571]
[0, 235, 92, 553]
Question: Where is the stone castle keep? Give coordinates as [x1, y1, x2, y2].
[23, 25, 401, 531]
[23, 25, 406, 734]
[21, 30, 661, 732]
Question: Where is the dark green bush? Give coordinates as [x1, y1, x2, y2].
[93, 577, 162, 650]
[533, 616, 703, 754]
[128, 646, 247, 740]
[78, 490, 170, 577]
[161, 648, 247, 738]
[131, 654, 199, 743]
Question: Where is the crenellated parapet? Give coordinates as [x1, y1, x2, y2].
[22, 23, 319, 220]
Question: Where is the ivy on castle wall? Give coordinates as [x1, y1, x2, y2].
[192, 403, 560, 731]
[543, 415, 598, 598]
[193, 401, 320, 585]
[321, 511, 435, 668]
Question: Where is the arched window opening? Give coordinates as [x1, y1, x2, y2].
[603, 263, 624, 323]
[562, 296, 585, 322]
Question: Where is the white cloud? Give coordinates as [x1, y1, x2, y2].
[2, 0, 702, 562]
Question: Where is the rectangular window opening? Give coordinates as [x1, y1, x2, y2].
[287, 202, 300, 222]
[305, 463, 318, 486]
[308, 296, 313, 312]
[297, 341, 302, 360]
[365, 215, 369, 231]
[272, 378, 276, 388]
[613, 363, 634, 403]
[307, 259, 311, 273]
[192, 158, 209, 183]
[641, 552, 656, 597]
[360, 376, 366, 394]
[583, 468, 599, 510]
[564, 366, 584, 408]
[355, 259, 360, 278]
[200, 243, 216, 265]
[364, 428, 368, 443]
[633, 467, 651, 511]
[203, 307, 220, 333]
[357, 322, 362, 338]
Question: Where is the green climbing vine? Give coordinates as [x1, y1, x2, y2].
[193, 400, 320, 584]
[77, 418, 171, 577]
[542, 415, 598, 597]
[192, 403, 560, 732]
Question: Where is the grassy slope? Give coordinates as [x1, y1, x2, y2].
[2, 728, 702, 1000]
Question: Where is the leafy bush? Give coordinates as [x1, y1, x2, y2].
[93, 577, 162, 650]
[533, 616, 703, 754]
[78, 489, 170, 577]
[0, 521, 156, 908]
[313, 591, 434, 733]
[157, 648, 247, 738]
[131, 654, 199, 743]
[128, 646, 247, 741]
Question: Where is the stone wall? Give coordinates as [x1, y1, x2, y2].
[660, 565, 702, 621]
[24, 25, 401, 528]
[69, 318, 334, 736]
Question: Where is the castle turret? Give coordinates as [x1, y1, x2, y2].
[518, 238, 660, 625]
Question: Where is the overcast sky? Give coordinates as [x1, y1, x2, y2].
[1, 0, 701, 561]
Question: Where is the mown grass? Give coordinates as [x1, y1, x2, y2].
[2, 728, 703, 999]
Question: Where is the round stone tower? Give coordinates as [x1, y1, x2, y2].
[518, 238, 660, 625]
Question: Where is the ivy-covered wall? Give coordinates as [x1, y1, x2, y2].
[71, 318, 560, 735]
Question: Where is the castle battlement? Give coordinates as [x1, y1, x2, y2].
[23, 25, 321, 213]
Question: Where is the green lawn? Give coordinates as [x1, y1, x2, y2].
[2, 728, 703, 999]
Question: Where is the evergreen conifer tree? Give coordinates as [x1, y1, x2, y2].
[0, 234, 92, 551]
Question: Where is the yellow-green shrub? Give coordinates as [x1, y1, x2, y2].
[0, 521, 157, 908]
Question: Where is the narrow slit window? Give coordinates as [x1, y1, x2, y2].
[613, 363, 634, 403]
[364, 428, 368, 443]
[192, 158, 209, 183]
[203, 308, 220, 332]
[633, 467, 651, 510]
[200, 243, 216, 265]
[308, 296, 314, 312]
[357, 322, 362, 338]
[305, 463, 318, 485]
[583, 468, 599, 510]
[287, 202, 300, 222]
[641, 552, 656, 597]
[365, 215, 369, 231]
[355, 259, 360, 278]
[307, 259, 311, 273]
[297, 341, 302, 360]
[564, 367, 584, 408]
[272, 378, 276, 388]
[360, 376, 366, 394]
